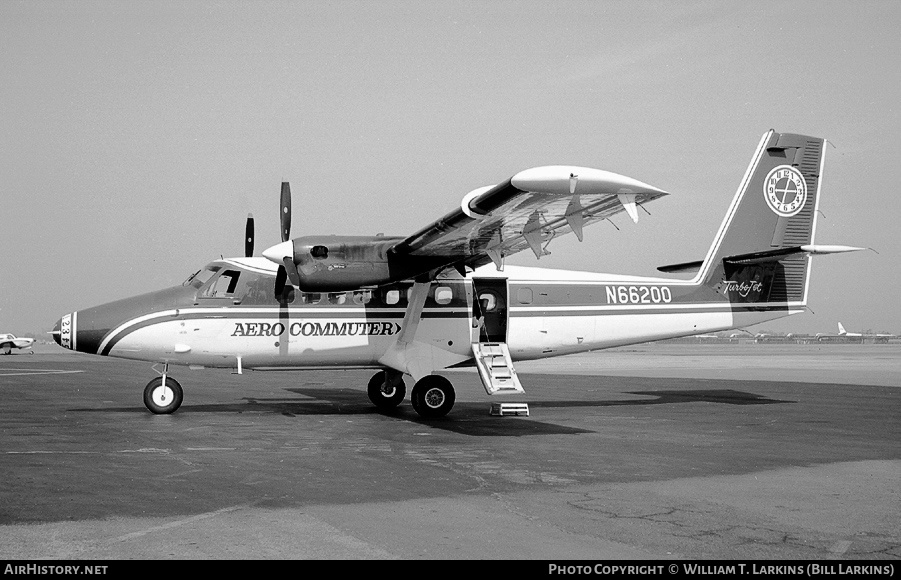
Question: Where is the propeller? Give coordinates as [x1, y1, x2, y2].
[245, 213, 254, 257]
[240, 182, 302, 297]
[274, 262, 287, 297]
[270, 182, 302, 297]
[280, 182, 291, 242]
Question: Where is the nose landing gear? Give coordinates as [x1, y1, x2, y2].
[143, 364, 183, 414]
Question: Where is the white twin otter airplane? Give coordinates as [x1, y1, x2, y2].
[52, 130, 861, 418]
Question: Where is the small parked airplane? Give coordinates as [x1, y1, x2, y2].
[0, 333, 35, 355]
[817, 322, 897, 342]
[52, 130, 863, 418]
[837, 322, 862, 338]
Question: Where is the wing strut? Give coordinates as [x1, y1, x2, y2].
[377, 281, 433, 381]
[396, 280, 430, 345]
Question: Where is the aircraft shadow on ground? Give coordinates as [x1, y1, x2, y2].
[531, 389, 794, 408]
[68, 384, 794, 437]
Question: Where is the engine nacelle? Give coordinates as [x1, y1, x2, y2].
[284, 235, 399, 291]
[265, 234, 449, 292]
[277, 235, 443, 292]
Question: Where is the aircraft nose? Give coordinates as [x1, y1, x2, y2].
[51, 318, 62, 346]
[51, 312, 78, 350]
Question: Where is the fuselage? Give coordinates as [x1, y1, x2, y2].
[53, 257, 798, 371]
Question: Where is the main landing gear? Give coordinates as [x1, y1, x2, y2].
[410, 375, 455, 419]
[367, 370, 456, 418]
[367, 369, 406, 410]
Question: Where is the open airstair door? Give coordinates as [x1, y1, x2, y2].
[471, 278, 524, 396]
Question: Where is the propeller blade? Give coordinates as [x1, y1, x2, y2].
[280, 182, 291, 242]
[282, 256, 301, 287]
[274, 264, 287, 298]
[245, 213, 255, 257]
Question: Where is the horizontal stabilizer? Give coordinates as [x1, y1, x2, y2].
[724, 245, 865, 266]
[660, 245, 863, 273]
[798, 244, 867, 255]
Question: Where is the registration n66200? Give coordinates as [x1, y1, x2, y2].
[605, 285, 672, 304]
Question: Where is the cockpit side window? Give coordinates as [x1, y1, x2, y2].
[202, 270, 242, 298]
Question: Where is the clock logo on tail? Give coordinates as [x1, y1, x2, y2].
[764, 165, 807, 217]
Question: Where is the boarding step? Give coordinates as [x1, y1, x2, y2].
[489, 403, 530, 417]
[471, 342, 525, 396]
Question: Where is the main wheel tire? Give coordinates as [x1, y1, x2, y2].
[410, 375, 455, 418]
[367, 370, 406, 410]
[143, 376, 184, 414]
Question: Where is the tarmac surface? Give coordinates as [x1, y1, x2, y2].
[0, 343, 899, 560]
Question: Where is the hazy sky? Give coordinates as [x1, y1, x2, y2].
[2, 0, 899, 336]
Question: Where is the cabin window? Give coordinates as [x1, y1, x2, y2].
[434, 286, 453, 305]
[327, 292, 347, 305]
[380, 285, 408, 306]
[203, 270, 241, 298]
[300, 292, 322, 304]
[352, 290, 372, 305]
[517, 288, 533, 304]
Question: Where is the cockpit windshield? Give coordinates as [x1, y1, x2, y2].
[182, 265, 221, 289]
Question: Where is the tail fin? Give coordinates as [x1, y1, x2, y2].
[697, 130, 826, 307]
[838, 322, 847, 335]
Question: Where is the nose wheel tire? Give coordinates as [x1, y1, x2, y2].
[367, 370, 406, 410]
[410, 375, 455, 418]
[143, 377, 184, 414]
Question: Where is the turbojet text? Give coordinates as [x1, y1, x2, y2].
[722, 280, 763, 298]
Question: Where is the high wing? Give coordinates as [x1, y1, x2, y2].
[389, 165, 669, 273]
[259, 165, 669, 292]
